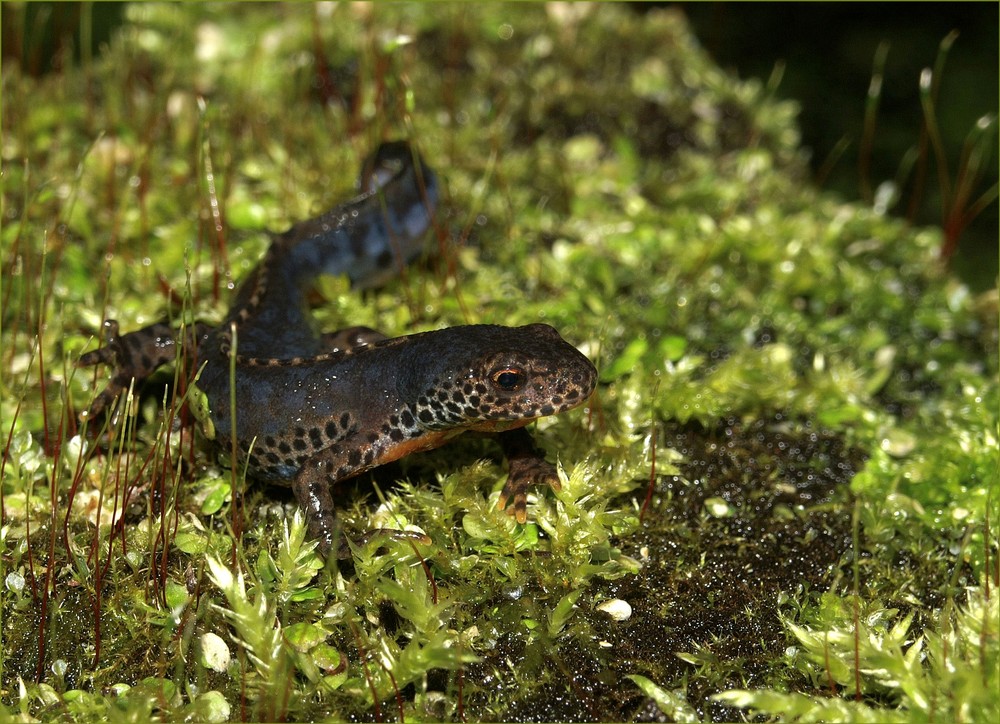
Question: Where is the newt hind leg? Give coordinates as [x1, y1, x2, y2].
[318, 325, 387, 354]
[76, 319, 210, 426]
[292, 445, 429, 558]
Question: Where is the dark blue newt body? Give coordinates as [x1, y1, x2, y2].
[79, 142, 597, 553]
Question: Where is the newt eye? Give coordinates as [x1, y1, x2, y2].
[491, 367, 525, 391]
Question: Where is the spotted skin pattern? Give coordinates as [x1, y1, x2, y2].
[79, 142, 598, 554]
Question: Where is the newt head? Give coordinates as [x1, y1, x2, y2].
[409, 323, 597, 433]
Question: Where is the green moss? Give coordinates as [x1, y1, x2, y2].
[2, 3, 996, 721]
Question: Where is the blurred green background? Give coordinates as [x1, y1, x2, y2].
[4, 1, 997, 290]
[680, 1, 998, 292]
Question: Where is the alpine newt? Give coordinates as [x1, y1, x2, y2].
[78, 141, 598, 553]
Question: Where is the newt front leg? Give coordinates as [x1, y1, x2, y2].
[495, 426, 562, 523]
